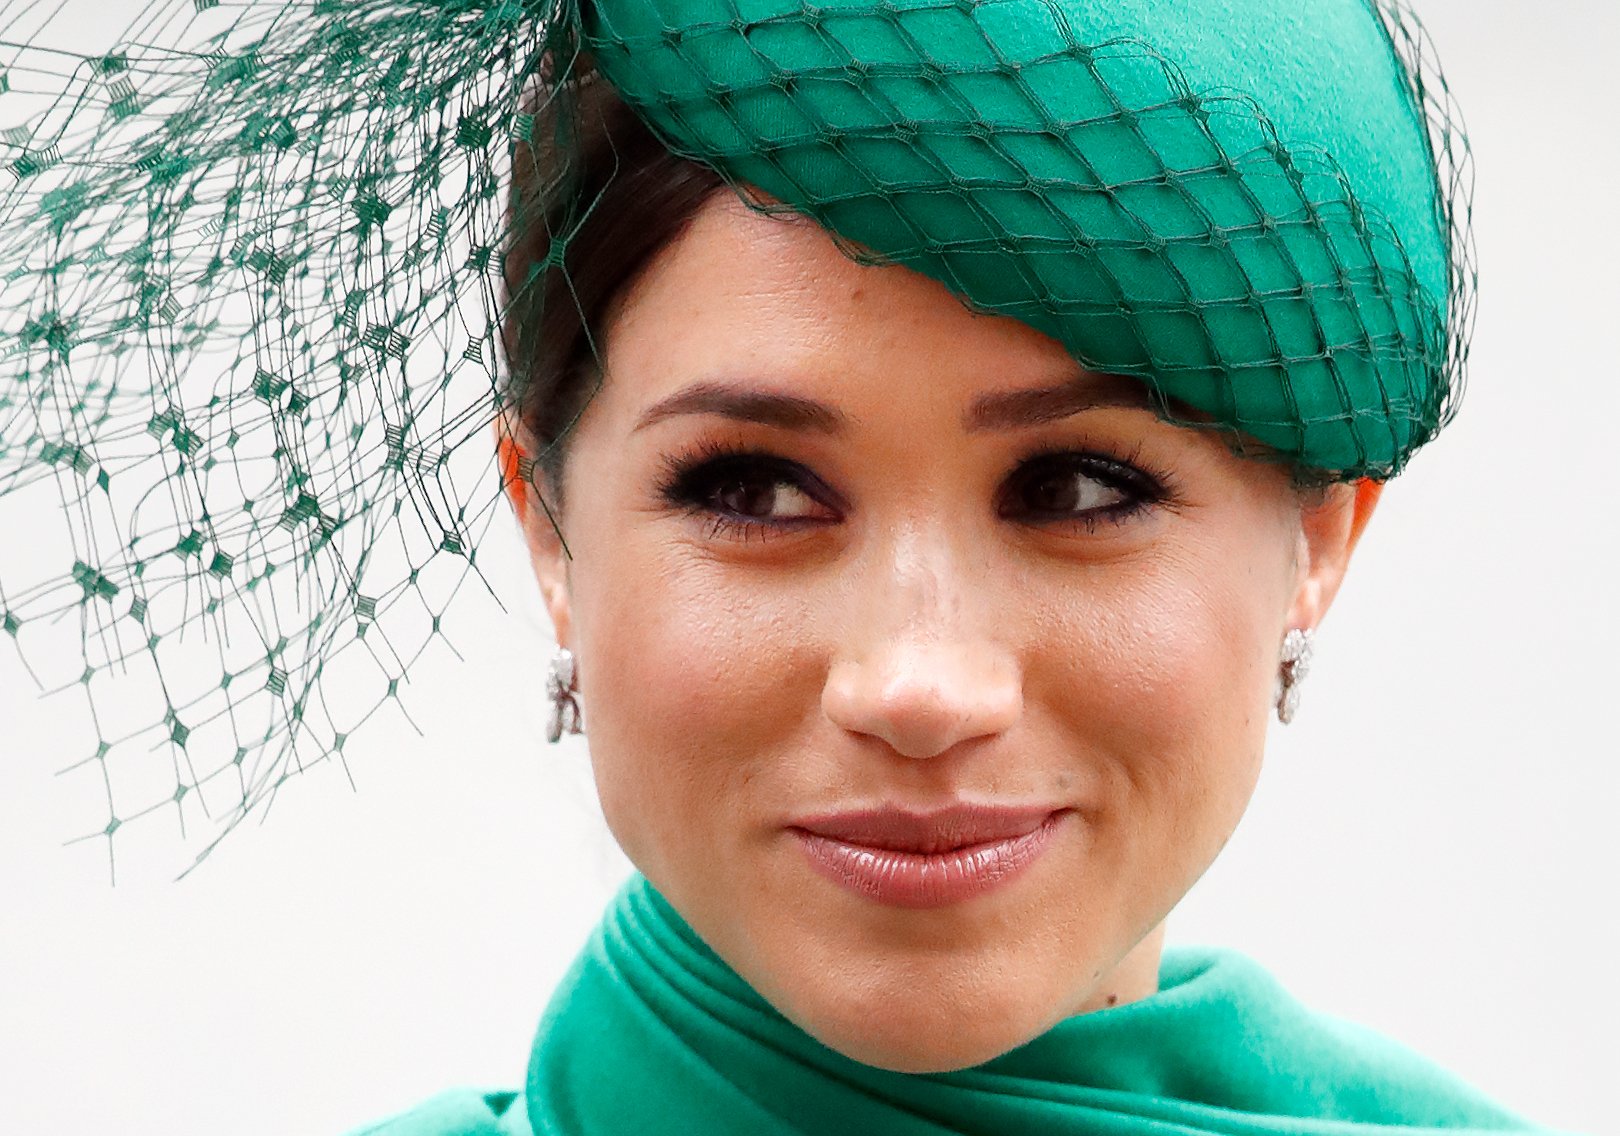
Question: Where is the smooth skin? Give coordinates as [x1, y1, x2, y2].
[504, 189, 1381, 1074]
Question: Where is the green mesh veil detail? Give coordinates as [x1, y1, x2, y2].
[0, 0, 567, 878]
[0, 0, 1473, 879]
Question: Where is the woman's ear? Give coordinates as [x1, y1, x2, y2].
[1287, 477, 1384, 631]
[495, 415, 575, 650]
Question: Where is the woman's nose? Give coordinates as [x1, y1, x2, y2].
[822, 644, 1022, 760]
[820, 540, 1022, 761]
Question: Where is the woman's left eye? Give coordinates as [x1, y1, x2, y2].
[999, 450, 1166, 531]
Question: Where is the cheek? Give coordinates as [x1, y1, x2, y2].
[565, 535, 819, 883]
[1032, 531, 1289, 880]
[1036, 534, 1276, 713]
[1088, 566, 1275, 749]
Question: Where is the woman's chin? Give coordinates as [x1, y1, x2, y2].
[765, 975, 1064, 1073]
[804, 1013, 1040, 1074]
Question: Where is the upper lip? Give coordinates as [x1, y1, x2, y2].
[788, 802, 1062, 853]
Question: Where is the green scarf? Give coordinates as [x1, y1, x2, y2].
[357, 872, 1554, 1135]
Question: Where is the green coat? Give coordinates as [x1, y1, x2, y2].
[350, 873, 1561, 1136]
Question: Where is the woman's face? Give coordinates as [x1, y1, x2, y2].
[518, 190, 1374, 1073]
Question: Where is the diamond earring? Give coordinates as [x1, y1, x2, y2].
[547, 645, 585, 743]
[1275, 627, 1315, 725]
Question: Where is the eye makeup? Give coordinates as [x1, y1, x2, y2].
[997, 441, 1177, 536]
[654, 435, 1180, 545]
[655, 437, 838, 543]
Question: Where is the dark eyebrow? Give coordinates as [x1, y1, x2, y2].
[632, 374, 1161, 436]
[965, 373, 1158, 432]
[634, 381, 849, 435]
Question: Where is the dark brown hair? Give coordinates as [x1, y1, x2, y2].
[500, 68, 724, 513]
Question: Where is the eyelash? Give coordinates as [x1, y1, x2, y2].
[655, 437, 1178, 544]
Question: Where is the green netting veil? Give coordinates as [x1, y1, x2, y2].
[0, 0, 1474, 877]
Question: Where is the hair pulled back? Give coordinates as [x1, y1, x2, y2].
[500, 65, 724, 511]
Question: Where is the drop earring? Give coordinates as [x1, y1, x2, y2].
[547, 645, 585, 743]
[1275, 628, 1315, 725]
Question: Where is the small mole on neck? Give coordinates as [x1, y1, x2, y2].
[1106, 994, 1118, 1006]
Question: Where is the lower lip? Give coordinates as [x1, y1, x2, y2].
[790, 812, 1065, 909]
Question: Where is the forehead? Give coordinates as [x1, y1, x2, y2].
[557, 191, 1298, 510]
[599, 190, 1089, 405]
[591, 191, 1248, 456]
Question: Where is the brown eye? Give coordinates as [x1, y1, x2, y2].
[658, 445, 839, 543]
[711, 470, 822, 521]
[1001, 452, 1163, 526]
[1021, 466, 1128, 514]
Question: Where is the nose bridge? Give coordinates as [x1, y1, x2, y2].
[822, 512, 1021, 760]
[849, 504, 993, 639]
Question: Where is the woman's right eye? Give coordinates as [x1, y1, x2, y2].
[699, 463, 825, 522]
[657, 446, 837, 542]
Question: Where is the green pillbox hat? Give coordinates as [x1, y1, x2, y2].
[583, 0, 1470, 477]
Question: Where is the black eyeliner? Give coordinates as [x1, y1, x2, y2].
[656, 436, 1176, 541]
[1000, 440, 1177, 527]
[656, 438, 838, 515]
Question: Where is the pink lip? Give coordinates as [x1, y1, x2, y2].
[788, 804, 1066, 909]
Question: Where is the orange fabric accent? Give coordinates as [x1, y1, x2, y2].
[497, 433, 528, 513]
[1348, 477, 1384, 551]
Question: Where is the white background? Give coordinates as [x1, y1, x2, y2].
[2, 1, 1616, 1134]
